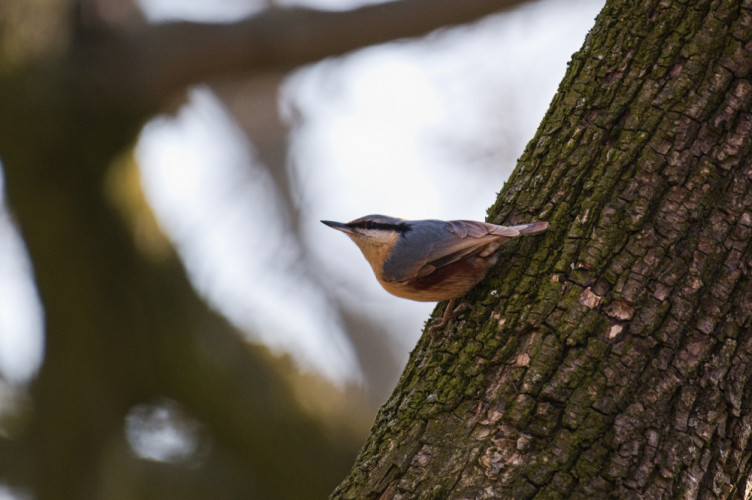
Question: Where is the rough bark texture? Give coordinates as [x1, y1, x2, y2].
[333, 1, 752, 498]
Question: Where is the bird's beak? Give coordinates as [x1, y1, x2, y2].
[321, 220, 352, 233]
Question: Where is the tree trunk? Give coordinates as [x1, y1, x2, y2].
[333, 1, 752, 498]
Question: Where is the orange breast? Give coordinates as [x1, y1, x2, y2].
[377, 255, 494, 302]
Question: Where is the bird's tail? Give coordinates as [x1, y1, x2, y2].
[512, 221, 549, 236]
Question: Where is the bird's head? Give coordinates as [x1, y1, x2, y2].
[321, 215, 409, 270]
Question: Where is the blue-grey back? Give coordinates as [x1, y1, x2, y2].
[382, 219, 502, 282]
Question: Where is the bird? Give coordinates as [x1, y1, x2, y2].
[321, 215, 548, 330]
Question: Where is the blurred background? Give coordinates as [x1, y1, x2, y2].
[0, 0, 602, 497]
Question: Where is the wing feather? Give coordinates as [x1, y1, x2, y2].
[381, 220, 522, 283]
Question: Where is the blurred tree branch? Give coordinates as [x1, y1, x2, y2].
[76, 0, 534, 110]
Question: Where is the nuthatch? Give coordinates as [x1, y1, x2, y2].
[321, 215, 548, 329]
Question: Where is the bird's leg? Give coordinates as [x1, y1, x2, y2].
[452, 301, 473, 316]
[429, 299, 473, 333]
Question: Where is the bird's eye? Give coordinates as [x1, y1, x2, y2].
[365, 221, 376, 230]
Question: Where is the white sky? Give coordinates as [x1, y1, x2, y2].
[0, 169, 44, 383]
[0, 0, 604, 385]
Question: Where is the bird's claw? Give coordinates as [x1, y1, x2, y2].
[428, 299, 474, 333]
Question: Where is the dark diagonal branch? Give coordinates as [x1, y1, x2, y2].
[76, 0, 533, 110]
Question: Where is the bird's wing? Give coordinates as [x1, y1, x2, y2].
[381, 220, 521, 283]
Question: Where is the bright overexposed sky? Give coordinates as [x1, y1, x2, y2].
[0, 168, 44, 383]
[0, 0, 604, 387]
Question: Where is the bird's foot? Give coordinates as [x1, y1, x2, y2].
[428, 299, 473, 333]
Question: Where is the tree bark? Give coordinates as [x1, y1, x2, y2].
[333, 1, 752, 498]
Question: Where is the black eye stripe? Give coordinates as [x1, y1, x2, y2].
[350, 221, 410, 232]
